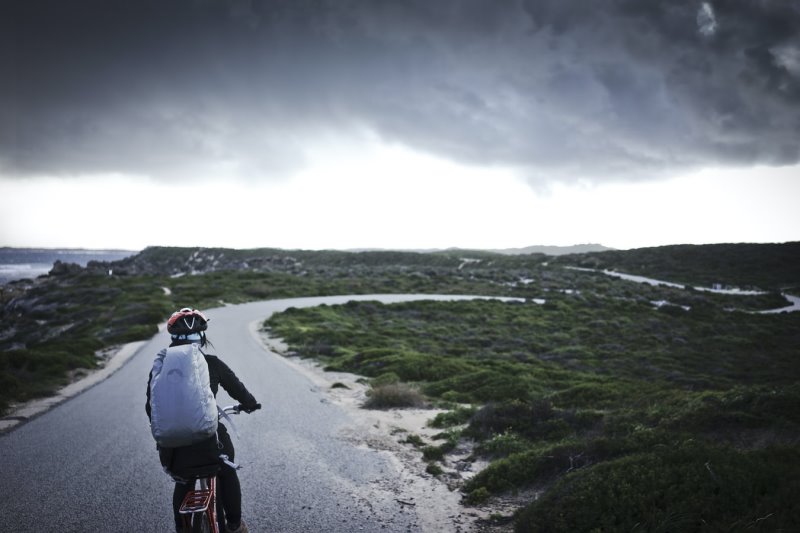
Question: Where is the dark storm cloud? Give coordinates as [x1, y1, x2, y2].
[2, 0, 799, 183]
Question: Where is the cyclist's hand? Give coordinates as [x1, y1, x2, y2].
[241, 403, 261, 414]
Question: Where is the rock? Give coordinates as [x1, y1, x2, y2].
[49, 260, 83, 277]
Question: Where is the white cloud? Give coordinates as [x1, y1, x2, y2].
[697, 2, 718, 37]
[772, 43, 800, 77]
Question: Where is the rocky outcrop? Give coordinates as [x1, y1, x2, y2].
[48, 260, 83, 277]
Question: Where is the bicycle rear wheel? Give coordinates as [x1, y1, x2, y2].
[191, 512, 213, 533]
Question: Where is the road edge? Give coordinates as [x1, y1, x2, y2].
[0, 340, 147, 434]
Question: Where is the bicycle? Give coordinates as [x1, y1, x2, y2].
[177, 404, 261, 533]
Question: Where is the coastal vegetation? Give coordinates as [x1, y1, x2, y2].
[2, 243, 799, 529]
[552, 242, 800, 292]
[265, 296, 800, 530]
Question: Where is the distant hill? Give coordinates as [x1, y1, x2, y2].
[485, 243, 614, 256]
[349, 244, 613, 256]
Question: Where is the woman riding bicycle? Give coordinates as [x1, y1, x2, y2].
[146, 308, 259, 533]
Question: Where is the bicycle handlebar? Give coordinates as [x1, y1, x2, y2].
[221, 403, 262, 414]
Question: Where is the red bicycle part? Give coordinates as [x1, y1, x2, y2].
[179, 476, 218, 533]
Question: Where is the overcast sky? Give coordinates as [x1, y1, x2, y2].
[2, 0, 799, 251]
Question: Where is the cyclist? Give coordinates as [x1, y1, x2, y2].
[146, 308, 259, 533]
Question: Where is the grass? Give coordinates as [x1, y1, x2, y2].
[264, 295, 800, 530]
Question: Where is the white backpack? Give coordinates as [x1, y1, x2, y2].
[149, 343, 218, 448]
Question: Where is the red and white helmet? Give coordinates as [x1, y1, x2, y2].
[167, 308, 209, 336]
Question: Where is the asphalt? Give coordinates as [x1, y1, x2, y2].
[0, 294, 502, 532]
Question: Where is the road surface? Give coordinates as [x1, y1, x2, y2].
[0, 294, 494, 532]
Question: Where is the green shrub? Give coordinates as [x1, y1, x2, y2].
[467, 399, 556, 440]
[370, 372, 400, 387]
[429, 406, 478, 428]
[402, 434, 425, 447]
[422, 431, 459, 462]
[426, 463, 444, 476]
[468, 434, 656, 496]
[477, 431, 533, 458]
[514, 443, 800, 532]
[358, 350, 476, 382]
[550, 380, 640, 409]
[669, 385, 800, 433]
[466, 445, 569, 495]
[422, 445, 447, 461]
[464, 487, 491, 505]
[424, 369, 535, 403]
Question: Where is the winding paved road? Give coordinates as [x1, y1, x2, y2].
[0, 294, 492, 532]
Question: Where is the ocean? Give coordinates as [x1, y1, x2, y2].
[0, 248, 137, 285]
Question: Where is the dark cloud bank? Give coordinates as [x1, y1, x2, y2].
[2, 0, 799, 184]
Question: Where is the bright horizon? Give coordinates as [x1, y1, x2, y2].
[2, 2, 799, 251]
[2, 151, 798, 253]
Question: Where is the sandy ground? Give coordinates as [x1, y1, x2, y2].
[251, 323, 524, 532]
